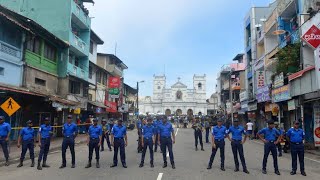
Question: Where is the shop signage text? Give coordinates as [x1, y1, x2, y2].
[272, 85, 290, 103]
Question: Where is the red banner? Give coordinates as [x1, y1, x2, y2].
[108, 76, 121, 88]
[302, 25, 320, 49]
[105, 100, 117, 113]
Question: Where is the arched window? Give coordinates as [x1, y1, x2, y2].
[198, 83, 202, 90]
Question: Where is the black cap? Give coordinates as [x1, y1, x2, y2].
[118, 119, 123, 122]
[267, 120, 274, 124]
[0, 116, 4, 120]
[294, 121, 300, 125]
[217, 119, 223, 122]
[147, 117, 153, 121]
[44, 117, 50, 121]
[67, 115, 72, 119]
[26, 120, 32, 124]
[93, 118, 98, 122]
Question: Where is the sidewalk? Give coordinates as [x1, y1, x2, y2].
[0, 134, 87, 166]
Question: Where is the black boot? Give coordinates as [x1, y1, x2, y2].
[42, 161, 50, 168]
[5, 159, 9, 166]
[30, 159, 35, 167]
[85, 161, 92, 168]
[139, 163, 144, 168]
[37, 162, 42, 170]
[17, 160, 23, 168]
[207, 164, 212, 169]
[163, 162, 167, 168]
[172, 163, 176, 169]
[201, 147, 204, 151]
[96, 160, 100, 168]
[150, 162, 154, 168]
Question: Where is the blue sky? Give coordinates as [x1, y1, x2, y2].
[88, 0, 272, 97]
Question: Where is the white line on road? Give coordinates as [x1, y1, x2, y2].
[167, 128, 179, 157]
[157, 173, 163, 180]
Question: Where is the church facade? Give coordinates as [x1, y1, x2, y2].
[139, 74, 208, 116]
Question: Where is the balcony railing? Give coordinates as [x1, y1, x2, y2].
[71, 0, 91, 29]
[67, 62, 88, 80]
[0, 40, 21, 62]
[277, 0, 294, 16]
[106, 64, 123, 77]
[69, 32, 89, 56]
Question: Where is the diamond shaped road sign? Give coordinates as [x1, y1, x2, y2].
[1, 97, 21, 117]
[302, 25, 320, 49]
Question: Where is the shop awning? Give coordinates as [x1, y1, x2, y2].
[0, 84, 46, 97]
[88, 101, 107, 108]
[50, 96, 79, 109]
[288, 66, 315, 81]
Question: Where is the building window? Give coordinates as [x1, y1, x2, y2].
[96, 71, 101, 84]
[0, 22, 22, 47]
[69, 80, 81, 94]
[102, 72, 107, 85]
[176, 90, 182, 100]
[89, 41, 94, 54]
[198, 83, 202, 90]
[35, 78, 46, 86]
[0, 67, 4, 76]
[43, 42, 57, 61]
[26, 37, 41, 54]
[89, 65, 93, 79]
[88, 94, 93, 101]
[75, 57, 79, 67]
[157, 86, 161, 89]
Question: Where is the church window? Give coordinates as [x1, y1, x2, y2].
[176, 90, 182, 100]
[158, 86, 161, 89]
[198, 83, 202, 90]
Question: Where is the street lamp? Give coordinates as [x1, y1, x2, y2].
[136, 80, 145, 118]
[228, 68, 235, 124]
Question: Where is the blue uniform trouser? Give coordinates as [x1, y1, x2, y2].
[88, 138, 100, 161]
[113, 138, 126, 165]
[20, 139, 34, 161]
[262, 142, 279, 171]
[231, 140, 247, 170]
[0, 139, 9, 160]
[205, 128, 210, 143]
[291, 143, 305, 172]
[208, 140, 225, 167]
[38, 138, 51, 163]
[141, 138, 154, 164]
[160, 137, 174, 164]
[154, 133, 160, 152]
[194, 130, 203, 148]
[101, 133, 111, 150]
[62, 137, 75, 165]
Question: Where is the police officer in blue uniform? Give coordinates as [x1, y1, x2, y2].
[60, 115, 78, 169]
[153, 116, 161, 152]
[110, 119, 128, 168]
[37, 117, 53, 170]
[207, 119, 227, 171]
[17, 120, 35, 168]
[85, 118, 102, 168]
[275, 122, 284, 157]
[139, 117, 156, 168]
[158, 116, 176, 169]
[257, 120, 281, 175]
[0, 116, 11, 166]
[286, 121, 306, 176]
[227, 119, 249, 174]
[101, 119, 112, 152]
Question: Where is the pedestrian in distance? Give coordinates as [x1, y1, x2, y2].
[274, 122, 284, 157]
[0, 115, 11, 166]
[192, 117, 204, 151]
[110, 119, 128, 168]
[257, 120, 281, 175]
[227, 119, 249, 174]
[153, 116, 162, 153]
[85, 118, 102, 168]
[207, 119, 227, 171]
[286, 121, 306, 176]
[37, 117, 53, 170]
[60, 115, 78, 169]
[246, 120, 254, 140]
[101, 118, 112, 152]
[204, 119, 211, 143]
[158, 116, 176, 169]
[17, 120, 35, 168]
[139, 117, 156, 168]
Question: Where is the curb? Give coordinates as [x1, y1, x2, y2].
[0, 139, 87, 167]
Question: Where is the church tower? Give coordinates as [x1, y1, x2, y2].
[193, 74, 206, 102]
[153, 75, 166, 102]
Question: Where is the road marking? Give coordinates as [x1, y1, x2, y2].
[157, 173, 163, 180]
[167, 128, 179, 157]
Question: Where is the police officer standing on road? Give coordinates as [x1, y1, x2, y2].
[227, 119, 249, 174]
[207, 119, 227, 171]
[257, 120, 281, 175]
[101, 119, 112, 152]
[0, 116, 11, 166]
[192, 117, 204, 151]
[158, 116, 176, 169]
[85, 118, 102, 168]
[60, 115, 78, 169]
[37, 117, 53, 170]
[17, 120, 35, 168]
[139, 117, 156, 168]
[274, 122, 284, 157]
[286, 121, 306, 176]
[110, 119, 128, 168]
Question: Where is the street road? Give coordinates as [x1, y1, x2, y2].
[0, 128, 320, 180]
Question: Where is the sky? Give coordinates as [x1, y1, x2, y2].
[87, 0, 273, 98]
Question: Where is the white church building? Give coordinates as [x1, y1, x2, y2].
[139, 74, 208, 116]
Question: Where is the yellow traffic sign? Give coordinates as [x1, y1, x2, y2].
[1, 97, 21, 116]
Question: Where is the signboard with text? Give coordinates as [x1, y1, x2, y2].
[105, 100, 117, 113]
[272, 85, 291, 103]
[302, 25, 320, 49]
[256, 86, 271, 103]
[108, 76, 121, 88]
[273, 72, 284, 88]
[257, 71, 265, 88]
[313, 102, 320, 147]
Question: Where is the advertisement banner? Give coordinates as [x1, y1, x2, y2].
[256, 71, 265, 88]
[108, 88, 120, 95]
[272, 85, 290, 103]
[313, 102, 320, 147]
[256, 86, 271, 103]
[240, 91, 247, 102]
[288, 99, 296, 111]
[315, 47, 320, 90]
[302, 25, 320, 49]
[273, 72, 284, 88]
[105, 100, 117, 113]
[108, 76, 121, 88]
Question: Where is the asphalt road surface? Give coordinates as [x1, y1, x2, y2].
[1, 128, 320, 180]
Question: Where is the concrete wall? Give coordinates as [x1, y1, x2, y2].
[0, 59, 23, 87]
[89, 41, 98, 64]
[24, 66, 58, 95]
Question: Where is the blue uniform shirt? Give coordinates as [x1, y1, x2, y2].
[0, 122, 11, 137]
[63, 123, 78, 137]
[228, 125, 246, 141]
[111, 124, 127, 138]
[212, 125, 227, 140]
[88, 125, 102, 139]
[158, 122, 174, 137]
[142, 125, 155, 139]
[136, 120, 142, 129]
[39, 124, 52, 138]
[286, 128, 305, 143]
[258, 127, 280, 141]
[20, 127, 35, 141]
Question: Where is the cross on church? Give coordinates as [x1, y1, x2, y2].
[178, 77, 181, 82]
